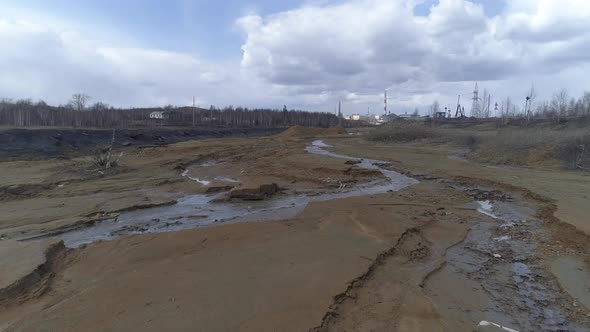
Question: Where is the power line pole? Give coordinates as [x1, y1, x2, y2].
[192, 96, 195, 127]
[524, 96, 531, 124]
[384, 90, 388, 116]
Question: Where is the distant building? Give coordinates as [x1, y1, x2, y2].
[149, 111, 171, 120]
[398, 112, 416, 119]
[372, 114, 389, 125]
[434, 111, 447, 119]
[346, 114, 389, 125]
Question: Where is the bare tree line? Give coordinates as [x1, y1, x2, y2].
[428, 86, 590, 122]
[0, 95, 339, 128]
[535, 89, 590, 121]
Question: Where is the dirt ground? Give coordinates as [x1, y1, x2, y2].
[1, 127, 589, 331]
[326, 137, 590, 237]
[0, 128, 366, 240]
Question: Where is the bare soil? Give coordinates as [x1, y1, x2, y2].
[1, 128, 589, 331]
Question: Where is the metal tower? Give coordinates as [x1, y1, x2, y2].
[455, 95, 465, 118]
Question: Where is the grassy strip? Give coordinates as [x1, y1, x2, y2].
[367, 122, 589, 170]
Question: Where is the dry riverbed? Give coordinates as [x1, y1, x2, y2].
[1, 127, 590, 331]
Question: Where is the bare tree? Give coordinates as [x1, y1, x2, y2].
[480, 89, 491, 118]
[535, 101, 550, 117]
[70, 93, 90, 111]
[0, 100, 340, 128]
[525, 84, 537, 122]
[582, 92, 590, 115]
[90, 102, 110, 111]
[568, 98, 578, 117]
[500, 97, 516, 124]
[430, 101, 440, 117]
[412, 107, 419, 117]
[550, 89, 569, 122]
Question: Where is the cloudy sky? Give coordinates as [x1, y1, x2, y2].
[1, 0, 590, 115]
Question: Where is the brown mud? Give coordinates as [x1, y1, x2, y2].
[1, 129, 589, 331]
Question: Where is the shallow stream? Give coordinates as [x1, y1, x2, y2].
[58, 140, 418, 247]
[36, 139, 590, 330]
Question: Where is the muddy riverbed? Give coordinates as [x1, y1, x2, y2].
[7, 137, 590, 331]
[426, 185, 590, 331]
[55, 140, 418, 247]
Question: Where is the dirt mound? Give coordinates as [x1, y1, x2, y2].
[229, 183, 280, 201]
[0, 240, 68, 307]
[212, 183, 281, 202]
[324, 125, 347, 135]
[277, 126, 326, 138]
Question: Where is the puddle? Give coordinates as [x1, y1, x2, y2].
[181, 169, 211, 185]
[477, 200, 498, 219]
[182, 162, 242, 186]
[478, 321, 521, 332]
[57, 140, 417, 247]
[551, 256, 590, 310]
[215, 177, 240, 183]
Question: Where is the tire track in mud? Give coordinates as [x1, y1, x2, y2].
[308, 227, 427, 332]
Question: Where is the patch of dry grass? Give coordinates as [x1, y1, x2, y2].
[367, 122, 589, 170]
[366, 123, 435, 142]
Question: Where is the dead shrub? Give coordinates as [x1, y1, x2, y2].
[91, 147, 123, 170]
[87, 129, 123, 173]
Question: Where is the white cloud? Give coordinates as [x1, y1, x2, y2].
[0, 18, 217, 106]
[0, 14, 335, 110]
[238, 0, 590, 114]
[1, 0, 590, 115]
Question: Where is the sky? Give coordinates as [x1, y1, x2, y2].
[1, 0, 590, 115]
